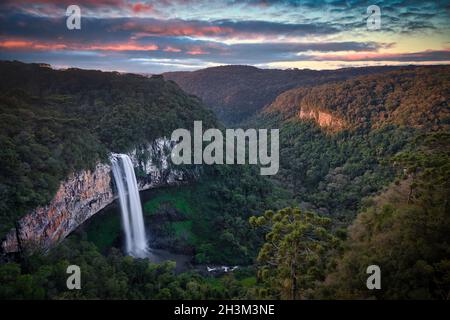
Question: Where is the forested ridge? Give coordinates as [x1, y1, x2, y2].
[253, 66, 449, 222]
[0, 61, 449, 300]
[164, 64, 404, 125]
[244, 66, 450, 299]
[0, 60, 216, 237]
[264, 66, 450, 131]
[315, 132, 450, 299]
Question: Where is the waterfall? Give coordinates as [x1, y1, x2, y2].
[111, 154, 148, 258]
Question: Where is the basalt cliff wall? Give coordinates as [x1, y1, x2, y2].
[298, 108, 346, 130]
[1, 138, 190, 253]
[263, 86, 347, 131]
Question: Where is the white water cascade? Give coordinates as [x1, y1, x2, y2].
[111, 154, 148, 258]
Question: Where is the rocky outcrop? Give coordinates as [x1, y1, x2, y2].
[1, 163, 113, 253]
[130, 138, 188, 190]
[298, 108, 346, 130]
[1, 138, 190, 253]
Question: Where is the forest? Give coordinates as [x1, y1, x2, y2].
[0, 61, 449, 300]
[0, 60, 216, 236]
[164, 65, 403, 126]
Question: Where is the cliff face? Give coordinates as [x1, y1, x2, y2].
[1, 138, 187, 253]
[298, 108, 346, 130]
[164, 65, 401, 125]
[130, 138, 187, 190]
[1, 163, 113, 253]
[264, 66, 450, 132]
[263, 86, 347, 131]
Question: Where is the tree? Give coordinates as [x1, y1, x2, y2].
[318, 133, 450, 299]
[249, 208, 338, 299]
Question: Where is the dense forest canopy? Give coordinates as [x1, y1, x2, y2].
[252, 66, 450, 222]
[0, 60, 216, 237]
[264, 66, 450, 131]
[314, 133, 450, 300]
[0, 61, 449, 300]
[164, 65, 406, 126]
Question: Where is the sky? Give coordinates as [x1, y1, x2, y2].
[0, 0, 449, 73]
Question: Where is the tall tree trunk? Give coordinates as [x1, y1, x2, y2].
[291, 262, 297, 300]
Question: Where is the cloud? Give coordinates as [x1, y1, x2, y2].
[297, 50, 450, 62]
[0, 0, 449, 72]
[117, 18, 341, 39]
[0, 39, 67, 50]
[131, 2, 154, 14]
[0, 14, 341, 43]
[0, 37, 159, 52]
[119, 20, 234, 37]
[163, 46, 182, 52]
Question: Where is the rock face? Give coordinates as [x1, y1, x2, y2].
[1, 163, 113, 253]
[298, 108, 346, 130]
[130, 138, 188, 190]
[1, 138, 189, 253]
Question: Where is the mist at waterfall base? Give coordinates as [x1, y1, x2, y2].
[111, 154, 148, 258]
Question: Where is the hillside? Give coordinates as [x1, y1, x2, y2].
[245, 68, 450, 299]
[316, 132, 450, 299]
[164, 65, 406, 125]
[1, 62, 449, 300]
[254, 66, 450, 222]
[0, 60, 216, 236]
[263, 66, 450, 132]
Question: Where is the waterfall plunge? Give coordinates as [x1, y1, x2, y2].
[111, 154, 148, 258]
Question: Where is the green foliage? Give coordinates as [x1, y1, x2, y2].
[0, 238, 247, 300]
[254, 66, 450, 224]
[79, 163, 290, 266]
[140, 165, 291, 265]
[85, 210, 121, 253]
[144, 191, 193, 217]
[1, 62, 449, 300]
[165, 65, 405, 125]
[257, 117, 414, 223]
[190, 165, 290, 264]
[265, 66, 450, 131]
[0, 61, 216, 237]
[0, 93, 107, 236]
[316, 133, 450, 299]
[250, 208, 339, 299]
